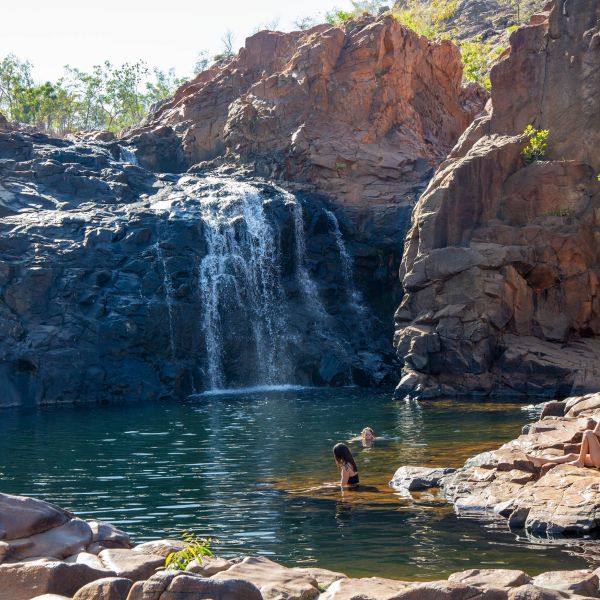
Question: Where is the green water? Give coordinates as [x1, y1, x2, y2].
[0, 388, 595, 579]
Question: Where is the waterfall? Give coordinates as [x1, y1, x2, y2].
[154, 238, 176, 358]
[119, 145, 139, 166]
[197, 179, 292, 389]
[325, 209, 369, 323]
[290, 199, 329, 323]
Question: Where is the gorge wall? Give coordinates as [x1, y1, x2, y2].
[0, 16, 483, 406]
[395, 0, 600, 398]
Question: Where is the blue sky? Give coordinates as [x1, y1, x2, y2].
[1, 0, 357, 81]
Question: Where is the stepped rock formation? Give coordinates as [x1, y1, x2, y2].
[126, 13, 485, 225]
[395, 0, 600, 398]
[392, 393, 600, 539]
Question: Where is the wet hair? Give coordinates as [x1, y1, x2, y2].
[361, 427, 375, 437]
[333, 443, 357, 472]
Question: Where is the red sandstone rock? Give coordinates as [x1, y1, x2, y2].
[126, 15, 485, 212]
[394, 0, 600, 397]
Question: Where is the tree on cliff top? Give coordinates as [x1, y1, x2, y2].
[0, 55, 185, 135]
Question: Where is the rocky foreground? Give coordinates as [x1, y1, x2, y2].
[1, 490, 600, 600]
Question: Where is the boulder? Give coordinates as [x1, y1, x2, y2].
[126, 571, 262, 600]
[320, 579, 497, 600]
[0, 493, 71, 542]
[132, 539, 185, 558]
[532, 570, 599, 597]
[4, 518, 93, 562]
[318, 577, 413, 600]
[73, 577, 133, 600]
[185, 555, 234, 576]
[98, 549, 164, 581]
[65, 552, 106, 570]
[88, 522, 131, 548]
[507, 585, 571, 600]
[0, 559, 114, 600]
[212, 555, 319, 600]
[389, 466, 456, 491]
[448, 569, 531, 589]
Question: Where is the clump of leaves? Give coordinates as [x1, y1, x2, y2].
[165, 531, 214, 571]
[393, 0, 458, 40]
[521, 124, 549, 164]
[545, 207, 570, 217]
[335, 161, 348, 172]
[460, 38, 504, 90]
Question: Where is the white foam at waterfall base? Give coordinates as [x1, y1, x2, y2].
[192, 384, 317, 398]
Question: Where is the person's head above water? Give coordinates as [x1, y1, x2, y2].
[361, 427, 375, 441]
[333, 442, 357, 471]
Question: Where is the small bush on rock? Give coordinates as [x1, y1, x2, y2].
[522, 124, 549, 164]
[165, 531, 214, 571]
[460, 38, 504, 90]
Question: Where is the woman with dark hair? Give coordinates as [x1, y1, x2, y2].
[333, 442, 359, 487]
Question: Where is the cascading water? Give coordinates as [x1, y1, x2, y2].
[197, 179, 293, 390]
[154, 237, 176, 358]
[119, 145, 139, 166]
[324, 209, 369, 323]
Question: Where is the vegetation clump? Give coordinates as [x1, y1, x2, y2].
[164, 531, 214, 571]
[393, 0, 457, 39]
[0, 54, 185, 135]
[521, 124, 549, 164]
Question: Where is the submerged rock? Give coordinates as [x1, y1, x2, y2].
[389, 466, 456, 491]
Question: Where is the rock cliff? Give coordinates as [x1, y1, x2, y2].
[0, 14, 487, 405]
[0, 129, 403, 405]
[128, 14, 483, 208]
[395, 0, 600, 398]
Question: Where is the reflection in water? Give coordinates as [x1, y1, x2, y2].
[0, 388, 594, 579]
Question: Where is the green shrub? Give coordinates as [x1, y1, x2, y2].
[521, 124, 549, 164]
[325, 10, 355, 25]
[545, 207, 570, 217]
[460, 39, 504, 90]
[393, 0, 457, 39]
[164, 531, 214, 571]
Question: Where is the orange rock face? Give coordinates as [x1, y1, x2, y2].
[126, 14, 485, 209]
[394, 0, 600, 398]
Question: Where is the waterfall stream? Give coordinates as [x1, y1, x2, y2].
[197, 180, 293, 389]
[154, 238, 176, 359]
[325, 209, 369, 325]
[150, 175, 374, 392]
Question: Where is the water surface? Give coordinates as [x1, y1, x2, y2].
[0, 388, 595, 579]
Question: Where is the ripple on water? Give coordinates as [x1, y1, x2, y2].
[0, 388, 594, 579]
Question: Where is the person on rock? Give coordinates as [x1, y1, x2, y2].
[526, 420, 600, 468]
[333, 443, 360, 487]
